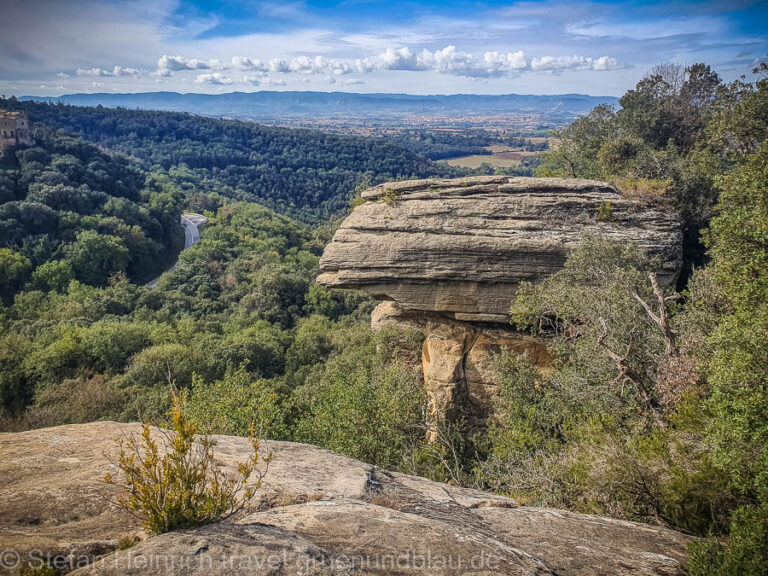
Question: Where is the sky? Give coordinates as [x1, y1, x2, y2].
[0, 0, 766, 97]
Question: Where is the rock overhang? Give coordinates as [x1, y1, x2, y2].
[318, 176, 683, 321]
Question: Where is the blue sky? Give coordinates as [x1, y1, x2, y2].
[1, 0, 766, 96]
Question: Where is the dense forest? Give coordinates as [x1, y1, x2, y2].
[0, 59, 766, 575]
[384, 128, 549, 161]
[0, 98, 462, 222]
[0, 128, 184, 298]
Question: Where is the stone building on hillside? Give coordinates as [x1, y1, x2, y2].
[0, 110, 34, 156]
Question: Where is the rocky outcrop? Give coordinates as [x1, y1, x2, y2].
[0, 422, 689, 575]
[373, 301, 552, 430]
[318, 176, 683, 321]
[319, 177, 683, 431]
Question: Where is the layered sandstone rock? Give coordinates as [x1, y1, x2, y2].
[318, 176, 683, 320]
[372, 301, 552, 429]
[0, 422, 689, 575]
[319, 177, 684, 430]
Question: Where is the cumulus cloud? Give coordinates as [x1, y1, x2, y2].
[530, 54, 619, 71]
[151, 47, 619, 84]
[378, 47, 427, 71]
[232, 56, 268, 72]
[156, 55, 228, 76]
[76, 65, 142, 77]
[194, 72, 232, 85]
[265, 55, 350, 76]
[373, 46, 615, 78]
[355, 58, 378, 74]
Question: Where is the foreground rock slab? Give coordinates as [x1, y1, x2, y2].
[318, 176, 683, 320]
[0, 422, 688, 575]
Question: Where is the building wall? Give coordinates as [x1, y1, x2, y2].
[0, 111, 34, 153]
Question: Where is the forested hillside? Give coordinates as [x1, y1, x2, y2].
[0, 203, 428, 474]
[0, 128, 184, 299]
[0, 98, 459, 222]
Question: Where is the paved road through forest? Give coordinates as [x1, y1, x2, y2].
[146, 213, 207, 287]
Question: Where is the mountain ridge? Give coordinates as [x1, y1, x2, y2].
[19, 90, 618, 121]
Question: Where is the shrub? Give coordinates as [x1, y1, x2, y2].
[104, 392, 270, 534]
[292, 325, 426, 469]
[186, 368, 287, 438]
[596, 200, 614, 221]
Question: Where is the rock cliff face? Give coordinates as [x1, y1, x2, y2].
[318, 176, 683, 321]
[0, 422, 689, 575]
[318, 177, 684, 429]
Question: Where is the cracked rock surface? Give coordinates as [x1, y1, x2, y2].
[1, 422, 688, 575]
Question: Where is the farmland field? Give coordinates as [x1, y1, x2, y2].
[442, 145, 542, 168]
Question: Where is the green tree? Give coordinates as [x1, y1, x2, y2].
[0, 248, 32, 300]
[30, 260, 73, 292]
[187, 369, 286, 439]
[65, 230, 129, 286]
[689, 141, 768, 575]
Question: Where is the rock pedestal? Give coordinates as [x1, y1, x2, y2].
[319, 177, 683, 432]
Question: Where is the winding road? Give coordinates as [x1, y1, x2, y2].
[146, 212, 207, 287]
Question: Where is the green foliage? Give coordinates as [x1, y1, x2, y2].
[104, 392, 269, 534]
[2, 98, 460, 223]
[65, 230, 130, 286]
[478, 237, 732, 531]
[30, 259, 73, 292]
[0, 247, 31, 300]
[293, 325, 427, 469]
[686, 140, 768, 575]
[596, 200, 613, 221]
[123, 343, 209, 389]
[0, 129, 184, 295]
[186, 369, 287, 439]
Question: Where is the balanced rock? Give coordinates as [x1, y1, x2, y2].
[318, 176, 683, 321]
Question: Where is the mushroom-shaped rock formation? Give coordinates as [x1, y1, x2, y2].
[318, 177, 684, 433]
[318, 176, 683, 323]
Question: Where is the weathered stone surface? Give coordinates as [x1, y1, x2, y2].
[0, 422, 689, 575]
[373, 302, 552, 431]
[318, 176, 683, 319]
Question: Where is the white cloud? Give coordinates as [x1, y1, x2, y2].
[264, 55, 351, 75]
[76, 65, 142, 77]
[530, 54, 619, 71]
[232, 56, 268, 72]
[157, 55, 228, 76]
[378, 47, 428, 71]
[355, 58, 378, 74]
[372, 45, 616, 78]
[268, 58, 291, 73]
[194, 72, 232, 85]
[144, 46, 619, 87]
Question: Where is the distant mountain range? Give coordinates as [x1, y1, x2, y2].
[20, 91, 618, 122]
